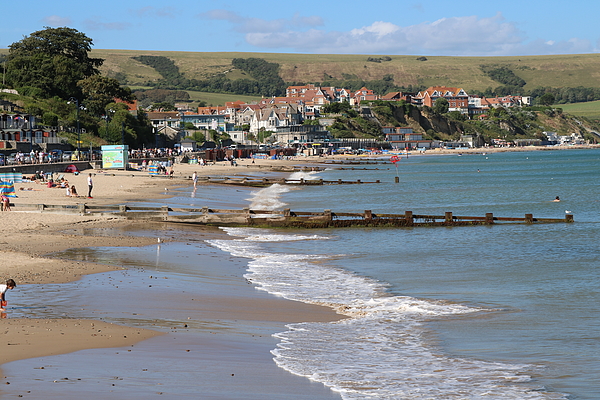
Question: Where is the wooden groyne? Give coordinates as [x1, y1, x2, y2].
[199, 177, 381, 187]
[9, 203, 574, 228]
[323, 160, 391, 165]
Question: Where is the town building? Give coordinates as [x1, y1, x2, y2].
[413, 86, 469, 113]
[0, 113, 61, 150]
[383, 127, 433, 149]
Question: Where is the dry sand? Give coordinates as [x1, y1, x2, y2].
[0, 156, 338, 367]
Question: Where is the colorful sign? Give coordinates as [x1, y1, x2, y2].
[101, 145, 129, 169]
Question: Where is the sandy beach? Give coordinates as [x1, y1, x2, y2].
[0, 155, 348, 398]
[1, 144, 596, 397]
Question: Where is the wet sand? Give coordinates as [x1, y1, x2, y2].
[1, 157, 345, 398]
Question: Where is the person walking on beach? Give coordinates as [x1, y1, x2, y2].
[192, 171, 198, 188]
[87, 173, 93, 198]
[0, 279, 16, 311]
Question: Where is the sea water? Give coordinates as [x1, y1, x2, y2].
[208, 149, 600, 399]
[8, 150, 598, 399]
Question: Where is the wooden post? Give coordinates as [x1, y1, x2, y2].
[485, 213, 494, 224]
[161, 206, 169, 220]
[119, 205, 127, 213]
[77, 203, 86, 215]
[445, 212, 453, 223]
[37, 204, 45, 211]
[284, 208, 291, 217]
[262, 178, 268, 183]
[338, 179, 342, 184]
[395, 176, 399, 183]
[525, 213, 534, 224]
[324, 209, 332, 221]
[405, 211, 413, 226]
[357, 179, 362, 183]
[565, 214, 574, 223]
[364, 210, 372, 221]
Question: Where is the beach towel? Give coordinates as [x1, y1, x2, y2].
[0, 181, 16, 197]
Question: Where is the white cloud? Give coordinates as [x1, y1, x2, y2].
[84, 19, 131, 31]
[200, 10, 323, 34]
[42, 15, 72, 26]
[351, 21, 399, 38]
[202, 10, 595, 56]
[131, 6, 176, 18]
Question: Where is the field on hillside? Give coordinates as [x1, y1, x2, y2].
[557, 100, 600, 119]
[4, 47, 600, 94]
[90, 49, 600, 93]
[185, 91, 262, 106]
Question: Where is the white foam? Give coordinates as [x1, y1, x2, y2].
[210, 227, 566, 399]
[246, 183, 291, 210]
[287, 170, 321, 181]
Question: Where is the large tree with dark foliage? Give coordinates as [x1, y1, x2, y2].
[5, 27, 103, 99]
[79, 75, 135, 116]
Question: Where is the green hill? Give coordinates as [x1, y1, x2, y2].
[556, 100, 600, 119]
[86, 50, 600, 93]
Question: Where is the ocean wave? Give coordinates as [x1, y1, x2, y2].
[246, 183, 291, 210]
[209, 228, 566, 399]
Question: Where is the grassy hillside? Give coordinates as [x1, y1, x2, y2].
[89, 49, 600, 92]
[557, 100, 600, 119]
[185, 90, 262, 106]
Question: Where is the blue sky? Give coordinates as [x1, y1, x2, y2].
[3, 1, 599, 56]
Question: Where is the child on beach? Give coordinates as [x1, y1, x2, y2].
[0, 279, 16, 311]
[1, 194, 10, 211]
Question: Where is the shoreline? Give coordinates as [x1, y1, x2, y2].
[1, 158, 347, 398]
[1, 145, 596, 395]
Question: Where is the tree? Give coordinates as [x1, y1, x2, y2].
[100, 103, 154, 147]
[433, 97, 449, 114]
[322, 102, 353, 114]
[538, 93, 556, 106]
[187, 131, 205, 144]
[5, 27, 103, 99]
[79, 75, 135, 116]
[150, 102, 176, 111]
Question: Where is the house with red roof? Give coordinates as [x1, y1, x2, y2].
[413, 86, 469, 112]
[351, 87, 379, 104]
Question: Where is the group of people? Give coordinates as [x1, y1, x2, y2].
[28, 173, 93, 198]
